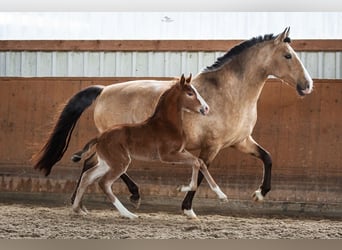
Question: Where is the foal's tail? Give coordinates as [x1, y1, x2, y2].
[32, 85, 104, 176]
[71, 138, 98, 163]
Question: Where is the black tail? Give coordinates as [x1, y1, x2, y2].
[33, 85, 104, 176]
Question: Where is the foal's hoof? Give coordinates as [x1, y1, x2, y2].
[72, 207, 88, 216]
[219, 197, 229, 203]
[252, 189, 264, 202]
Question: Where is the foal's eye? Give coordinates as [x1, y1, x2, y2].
[187, 92, 194, 97]
[284, 54, 292, 59]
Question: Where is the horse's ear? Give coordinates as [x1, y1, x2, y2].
[275, 27, 290, 44]
[180, 74, 185, 87]
[186, 73, 192, 84]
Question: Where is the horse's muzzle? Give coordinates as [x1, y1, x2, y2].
[296, 81, 313, 96]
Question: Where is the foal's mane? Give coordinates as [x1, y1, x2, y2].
[148, 78, 180, 120]
[203, 33, 291, 73]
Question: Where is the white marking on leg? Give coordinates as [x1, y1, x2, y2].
[253, 189, 264, 201]
[183, 209, 198, 220]
[213, 186, 228, 201]
[113, 198, 138, 219]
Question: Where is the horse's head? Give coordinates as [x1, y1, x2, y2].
[179, 73, 210, 116]
[268, 27, 313, 96]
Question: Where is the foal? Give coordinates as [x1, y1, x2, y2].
[71, 74, 227, 219]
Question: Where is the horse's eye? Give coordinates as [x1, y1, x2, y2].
[187, 92, 194, 97]
[284, 54, 292, 59]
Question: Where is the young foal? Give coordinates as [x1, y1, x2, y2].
[71, 74, 227, 219]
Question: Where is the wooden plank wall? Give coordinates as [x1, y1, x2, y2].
[0, 77, 341, 205]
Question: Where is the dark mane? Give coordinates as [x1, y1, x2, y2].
[203, 33, 279, 73]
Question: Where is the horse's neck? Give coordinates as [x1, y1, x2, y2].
[152, 87, 183, 133]
[214, 48, 269, 103]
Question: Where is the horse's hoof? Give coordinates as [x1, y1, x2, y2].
[252, 189, 264, 202]
[183, 209, 199, 220]
[129, 196, 141, 209]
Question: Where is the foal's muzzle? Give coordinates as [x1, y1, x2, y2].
[200, 105, 210, 116]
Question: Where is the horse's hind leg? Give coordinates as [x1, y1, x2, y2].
[72, 158, 110, 215]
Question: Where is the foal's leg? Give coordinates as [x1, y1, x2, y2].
[120, 174, 141, 208]
[233, 135, 272, 202]
[72, 159, 110, 215]
[71, 152, 97, 213]
[74, 153, 141, 208]
[98, 159, 138, 219]
[197, 159, 227, 201]
[181, 146, 221, 219]
[160, 150, 202, 192]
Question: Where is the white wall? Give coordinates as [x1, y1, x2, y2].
[0, 12, 341, 40]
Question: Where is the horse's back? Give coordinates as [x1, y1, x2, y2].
[94, 80, 173, 132]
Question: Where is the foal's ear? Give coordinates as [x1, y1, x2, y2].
[180, 73, 186, 87]
[275, 27, 290, 44]
[185, 73, 192, 84]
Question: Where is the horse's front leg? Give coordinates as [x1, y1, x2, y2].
[233, 135, 272, 202]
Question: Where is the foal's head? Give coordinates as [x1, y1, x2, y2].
[178, 74, 209, 116]
[267, 27, 313, 96]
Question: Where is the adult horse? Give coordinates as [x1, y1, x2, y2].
[33, 27, 313, 219]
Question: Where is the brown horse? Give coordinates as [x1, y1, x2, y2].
[70, 74, 227, 218]
[33, 28, 313, 219]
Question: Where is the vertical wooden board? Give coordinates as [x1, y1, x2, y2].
[183, 52, 198, 75]
[37, 52, 52, 76]
[69, 52, 84, 76]
[149, 52, 165, 77]
[0, 53, 6, 76]
[5, 52, 21, 76]
[336, 52, 341, 79]
[115, 52, 132, 76]
[85, 52, 100, 77]
[134, 52, 149, 77]
[200, 52, 217, 70]
[55, 52, 68, 76]
[317, 83, 342, 174]
[21, 52, 37, 76]
[0, 82, 28, 164]
[0, 80, 11, 163]
[304, 52, 319, 79]
[102, 52, 116, 77]
[166, 52, 182, 76]
[323, 52, 336, 79]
